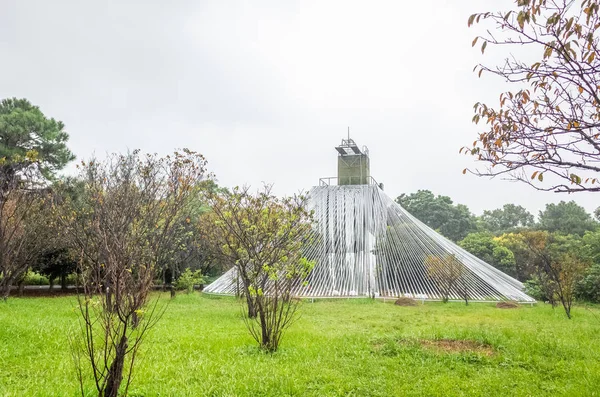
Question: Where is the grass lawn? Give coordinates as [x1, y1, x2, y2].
[0, 294, 599, 396]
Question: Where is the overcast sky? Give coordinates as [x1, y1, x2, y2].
[1, 0, 598, 217]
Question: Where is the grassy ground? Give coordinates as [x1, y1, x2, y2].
[0, 294, 599, 396]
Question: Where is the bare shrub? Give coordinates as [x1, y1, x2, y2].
[203, 185, 314, 352]
[424, 254, 465, 303]
[58, 149, 207, 396]
[0, 188, 48, 300]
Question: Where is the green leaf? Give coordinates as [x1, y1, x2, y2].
[517, 11, 526, 30]
[565, 17, 574, 32]
[468, 14, 476, 27]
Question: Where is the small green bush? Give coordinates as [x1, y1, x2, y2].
[64, 273, 80, 286]
[175, 268, 205, 294]
[22, 271, 50, 286]
[523, 276, 547, 301]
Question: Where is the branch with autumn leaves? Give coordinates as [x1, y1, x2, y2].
[464, 0, 600, 193]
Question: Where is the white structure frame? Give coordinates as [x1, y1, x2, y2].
[204, 184, 535, 302]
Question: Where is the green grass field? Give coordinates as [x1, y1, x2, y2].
[0, 294, 599, 396]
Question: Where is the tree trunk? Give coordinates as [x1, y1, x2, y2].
[560, 297, 572, 319]
[259, 309, 271, 351]
[441, 292, 449, 303]
[243, 282, 257, 318]
[18, 281, 24, 297]
[239, 270, 257, 318]
[61, 274, 68, 290]
[105, 286, 114, 312]
[131, 312, 140, 328]
[1, 287, 8, 302]
[103, 335, 128, 397]
[246, 294, 257, 318]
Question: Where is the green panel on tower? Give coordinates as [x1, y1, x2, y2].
[336, 139, 370, 185]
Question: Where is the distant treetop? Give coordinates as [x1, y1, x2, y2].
[0, 98, 75, 182]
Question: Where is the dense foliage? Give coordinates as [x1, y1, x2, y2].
[480, 204, 534, 233]
[458, 233, 517, 276]
[395, 190, 476, 241]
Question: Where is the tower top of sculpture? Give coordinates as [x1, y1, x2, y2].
[335, 137, 370, 186]
[335, 137, 368, 156]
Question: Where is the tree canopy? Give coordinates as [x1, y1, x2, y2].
[395, 190, 476, 242]
[0, 98, 74, 183]
[465, 0, 600, 193]
[481, 204, 535, 234]
[538, 200, 597, 235]
[458, 232, 517, 276]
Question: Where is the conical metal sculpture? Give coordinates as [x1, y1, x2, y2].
[205, 138, 534, 302]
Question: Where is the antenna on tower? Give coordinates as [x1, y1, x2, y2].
[347, 126, 350, 140]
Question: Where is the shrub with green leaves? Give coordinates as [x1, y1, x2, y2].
[22, 271, 50, 286]
[175, 268, 205, 294]
[523, 276, 548, 302]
